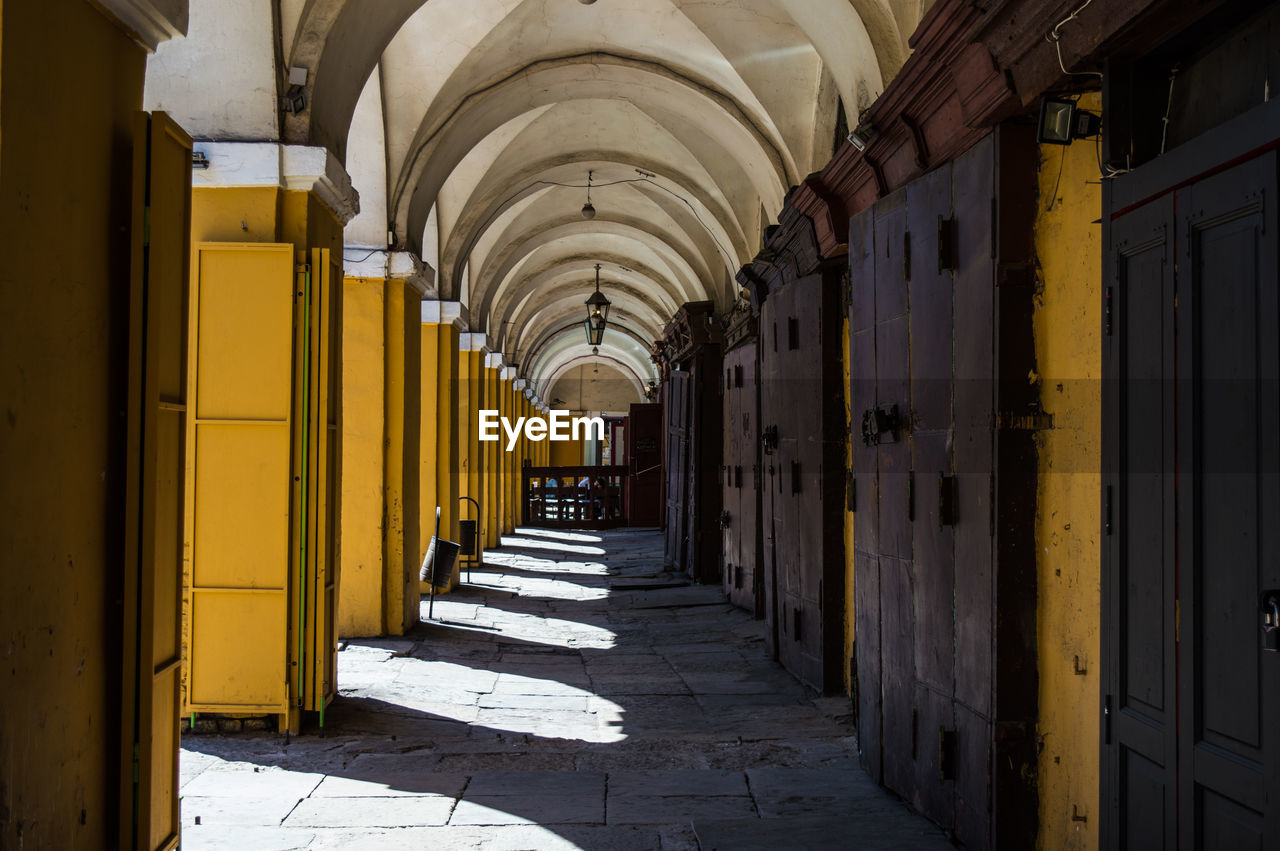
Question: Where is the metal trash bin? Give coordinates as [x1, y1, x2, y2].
[421, 536, 461, 589]
[458, 519, 478, 556]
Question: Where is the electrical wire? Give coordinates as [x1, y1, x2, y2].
[342, 248, 386, 263]
[1159, 66, 1179, 155]
[472, 174, 739, 268]
[1046, 144, 1068, 212]
[1045, 0, 1104, 80]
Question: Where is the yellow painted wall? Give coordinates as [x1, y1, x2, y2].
[550, 438, 586, 467]
[0, 0, 145, 844]
[1033, 92, 1102, 850]
[339, 278, 386, 637]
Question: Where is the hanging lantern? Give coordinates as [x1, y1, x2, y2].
[584, 263, 611, 346]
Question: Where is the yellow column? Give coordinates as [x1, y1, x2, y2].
[382, 279, 421, 635]
[421, 322, 442, 555]
[457, 336, 488, 557]
[337, 261, 425, 637]
[1034, 91, 1103, 848]
[420, 302, 461, 592]
[502, 374, 516, 534]
[339, 276, 386, 637]
[483, 358, 503, 547]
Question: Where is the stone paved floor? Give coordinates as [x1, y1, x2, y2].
[179, 528, 951, 850]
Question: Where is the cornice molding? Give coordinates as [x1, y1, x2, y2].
[191, 142, 361, 226]
[91, 0, 186, 52]
[460, 333, 492, 354]
[421, 300, 467, 329]
[281, 146, 361, 225]
[345, 251, 436, 297]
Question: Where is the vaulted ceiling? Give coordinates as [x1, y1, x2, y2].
[147, 0, 929, 400]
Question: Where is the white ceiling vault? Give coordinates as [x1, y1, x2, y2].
[148, 0, 929, 400]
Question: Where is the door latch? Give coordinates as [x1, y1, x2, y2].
[861, 404, 902, 446]
[762, 425, 779, 455]
[1263, 591, 1280, 653]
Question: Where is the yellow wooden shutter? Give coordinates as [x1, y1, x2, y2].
[120, 111, 191, 851]
[184, 243, 295, 716]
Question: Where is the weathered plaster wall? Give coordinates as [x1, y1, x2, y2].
[143, 0, 279, 141]
[1033, 92, 1103, 851]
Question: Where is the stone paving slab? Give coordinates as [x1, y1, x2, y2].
[180, 795, 304, 827]
[284, 795, 456, 828]
[607, 769, 748, 797]
[607, 793, 759, 825]
[450, 794, 604, 826]
[465, 769, 606, 797]
[180, 824, 317, 850]
[181, 764, 323, 799]
[693, 814, 953, 850]
[310, 771, 469, 798]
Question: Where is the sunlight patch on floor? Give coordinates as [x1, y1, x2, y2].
[498, 535, 606, 556]
[509, 527, 605, 544]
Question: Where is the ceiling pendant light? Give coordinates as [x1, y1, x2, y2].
[581, 170, 596, 220]
[584, 264, 611, 346]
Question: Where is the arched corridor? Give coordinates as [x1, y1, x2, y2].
[179, 529, 948, 848]
[4, 0, 1280, 848]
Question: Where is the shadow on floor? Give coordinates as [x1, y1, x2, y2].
[178, 528, 951, 850]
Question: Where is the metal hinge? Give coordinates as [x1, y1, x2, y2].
[1103, 694, 1112, 745]
[1105, 485, 1113, 535]
[939, 728, 957, 782]
[903, 230, 912, 281]
[939, 475, 957, 526]
[908, 471, 915, 522]
[1104, 287, 1113, 336]
[938, 215, 959, 272]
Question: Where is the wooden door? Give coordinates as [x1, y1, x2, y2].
[1104, 150, 1280, 849]
[120, 111, 191, 851]
[628, 403, 663, 526]
[687, 349, 725, 585]
[849, 131, 1034, 847]
[664, 370, 690, 569]
[721, 341, 760, 614]
[760, 271, 844, 692]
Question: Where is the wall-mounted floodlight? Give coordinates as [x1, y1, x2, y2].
[1038, 98, 1101, 145]
[846, 119, 875, 152]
